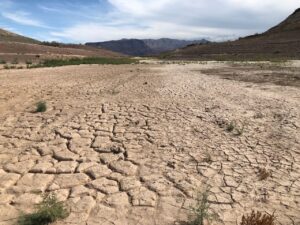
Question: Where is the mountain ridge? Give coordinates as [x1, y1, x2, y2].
[86, 38, 209, 56]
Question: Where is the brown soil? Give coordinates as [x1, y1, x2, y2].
[0, 62, 299, 225]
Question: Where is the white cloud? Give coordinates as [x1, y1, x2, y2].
[2, 11, 48, 28]
[52, 0, 300, 42]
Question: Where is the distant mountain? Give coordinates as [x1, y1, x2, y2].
[87, 39, 153, 56]
[0, 28, 39, 44]
[166, 8, 300, 60]
[86, 38, 209, 56]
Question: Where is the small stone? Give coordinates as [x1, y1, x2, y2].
[0, 172, 21, 190]
[30, 162, 54, 173]
[109, 160, 138, 176]
[129, 187, 157, 207]
[104, 192, 130, 207]
[4, 160, 35, 174]
[70, 185, 95, 198]
[55, 161, 78, 173]
[92, 136, 114, 153]
[90, 177, 119, 194]
[85, 164, 112, 179]
[49, 174, 90, 190]
[12, 193, 43, 206]
[69, 136, 92, 154]
[54, 149, 78, 161]
[13, 174, 54, 193]
[120, 177, 141, 191]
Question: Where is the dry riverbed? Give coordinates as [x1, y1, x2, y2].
[0, 61, 299, 225]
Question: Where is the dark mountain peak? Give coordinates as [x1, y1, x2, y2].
[292, 8, 300, 15]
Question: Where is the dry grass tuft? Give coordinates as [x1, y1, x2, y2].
[240, 211, 276, 225]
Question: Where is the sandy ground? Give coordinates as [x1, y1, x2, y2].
[0, 62, 299, 225]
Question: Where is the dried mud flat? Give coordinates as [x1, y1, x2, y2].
[0, 62, 299, 225]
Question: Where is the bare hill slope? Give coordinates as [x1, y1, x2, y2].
[0, 28, 124, 62]
[167, 9, 300, 60]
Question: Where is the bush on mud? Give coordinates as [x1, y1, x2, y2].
[240, 211, 276, 225]
[36, 101, 47, 113]
[188, 188, 219, 225]
[17, 194, 69, 225]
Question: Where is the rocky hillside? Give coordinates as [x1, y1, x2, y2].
[86, 38, 208, 56]
[167, 8, 300, 60]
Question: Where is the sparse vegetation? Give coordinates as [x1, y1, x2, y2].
[36, 101, 47, 113]
[0, 59, 6, 64]
[17, 193, 69, 225]
[188, 188, 219, 225]
[240, 211, 276, 225]
[28, 57, 138, 68]
[258, 168, 271, 181]
[4, 64, 16, 69]
[226, 120, 245, 136]
[226, 121, 235, 132]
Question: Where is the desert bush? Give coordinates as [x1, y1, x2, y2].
[17, 193, 69, 225]
[226, 120, 245, 136]
[36, 101, 47, 113]
[0, 59, 6, 64]
[258, 168, 271, 181]
[226, 121, 235, 132]
[4, 64, 10, 69]
[240, 211, 276, 225]
[188, 188, 219, 225]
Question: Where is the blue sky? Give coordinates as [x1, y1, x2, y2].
[0, 0, 299, 43]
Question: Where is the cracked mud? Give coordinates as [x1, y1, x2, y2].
[0, 62, 299, 225]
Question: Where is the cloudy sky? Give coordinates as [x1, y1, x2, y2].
[0, 0, 299, 43]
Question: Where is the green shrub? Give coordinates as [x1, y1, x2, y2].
[17, 194, 69, 225]
[188, 188, 219, 225]
[226, 120, 245, 136]
[28, 57, 138, 68]
[0, 60, 6, 64]
[36, 101, 47, 113]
